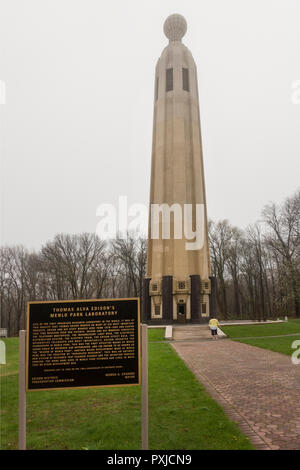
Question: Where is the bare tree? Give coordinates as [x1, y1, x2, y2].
[209, 220, 233, 319]
[41, 233, 106, 300]
[263, 190, 300, 316]
[111, 235, 146, 298]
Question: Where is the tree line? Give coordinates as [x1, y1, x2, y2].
[0, 190, 299, 336]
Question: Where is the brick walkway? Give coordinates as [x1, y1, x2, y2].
[172, 339, 300, 450]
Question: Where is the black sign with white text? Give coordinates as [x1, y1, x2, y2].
[26, 298, 140, 390]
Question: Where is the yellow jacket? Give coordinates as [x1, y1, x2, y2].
[209, 318, 219, 328]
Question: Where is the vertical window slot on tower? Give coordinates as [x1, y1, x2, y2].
[182, 68, 189, 91]
[166, 68, 173, 92]
[155, 77, 159, 101]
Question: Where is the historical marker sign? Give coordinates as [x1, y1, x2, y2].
[26, 298, 140, 391]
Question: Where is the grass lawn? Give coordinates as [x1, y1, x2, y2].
[221, 319, 300, 357]
[232, 335, 300, 357]
[221, 319, 300, 338]
[148, 328, 165, 342]
[0, 336, 253, 450]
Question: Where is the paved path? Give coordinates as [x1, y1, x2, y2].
[172, 339, 300, 450]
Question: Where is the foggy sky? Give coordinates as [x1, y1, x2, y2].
[1, 0, 300, 250]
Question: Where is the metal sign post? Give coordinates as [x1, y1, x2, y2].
[141, 323, 148, 450]
[18, 330, 26, 450]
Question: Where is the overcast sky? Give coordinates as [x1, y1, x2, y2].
[0, 0, 299, 250]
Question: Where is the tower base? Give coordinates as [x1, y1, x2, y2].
[142, 275, 217, 324]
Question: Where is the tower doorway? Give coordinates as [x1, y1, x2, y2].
[177, 303, 186, 323]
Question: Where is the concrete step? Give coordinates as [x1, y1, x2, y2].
[172, 325, 212, 341]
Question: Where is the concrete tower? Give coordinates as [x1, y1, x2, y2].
[143, 14, 216, 324]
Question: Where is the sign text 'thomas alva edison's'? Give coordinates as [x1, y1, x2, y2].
[26, 298, 140, 390]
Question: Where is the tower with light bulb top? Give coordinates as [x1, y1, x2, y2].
[143, 14, 216, 324]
